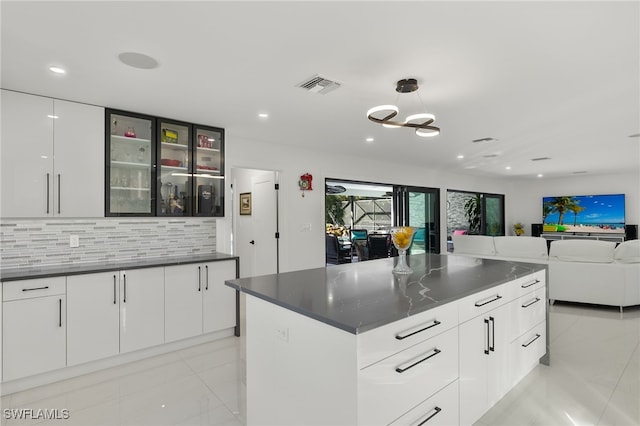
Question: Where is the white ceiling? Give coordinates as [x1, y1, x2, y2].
[2, 1, 639, 180]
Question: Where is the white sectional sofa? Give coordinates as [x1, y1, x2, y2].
[450, 235, 640, 312]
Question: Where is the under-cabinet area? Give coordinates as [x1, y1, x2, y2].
[0, 256, 238, 394]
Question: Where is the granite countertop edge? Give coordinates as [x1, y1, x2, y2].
[0, 253, 238, 282]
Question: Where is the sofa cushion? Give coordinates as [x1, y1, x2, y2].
[452, 235, 496, 256]
[549, 239, 616, 263]
[494, 236, 548, 260]
[614, 240, 640, 263]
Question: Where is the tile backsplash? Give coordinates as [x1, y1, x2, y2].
[0, 218, 217, 270]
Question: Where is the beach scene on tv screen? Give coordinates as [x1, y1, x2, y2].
[542, 194, 625, 234]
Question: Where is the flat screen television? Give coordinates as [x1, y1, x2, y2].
[542, 193, 625, 234]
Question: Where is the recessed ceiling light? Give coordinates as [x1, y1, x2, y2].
[365, 138, 374, 143]
[537, 174, 544, 178]
[48, 66, 66, 74]
[258, 113, 269, 118]
[457, 155, 464, 159]
[118, 52, 159, 69]
[47, 115, 59, 119]
[505, 166, 511, 170]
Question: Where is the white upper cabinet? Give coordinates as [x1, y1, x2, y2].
[0, 90, 104, 218]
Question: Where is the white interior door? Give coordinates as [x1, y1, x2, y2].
[251, 173, 278, 276]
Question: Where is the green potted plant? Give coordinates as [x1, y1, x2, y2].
[514, 223, 525, 236]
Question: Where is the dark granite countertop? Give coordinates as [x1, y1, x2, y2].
[0, 253, 238, 282]
[226, 254, 546, 334]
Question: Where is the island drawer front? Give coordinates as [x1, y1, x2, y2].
[357, 301, 458, 369]
[358, 327, 458, 426]
[388, 379, 459, 426]
[508, 286, 546, 342]
[509, 321, 546, 388]
[3, 277, 66, 301]
[458, 282, 508, 323]
[506, 270, 546, 300]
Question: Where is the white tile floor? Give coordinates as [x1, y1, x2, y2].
[1, 302, 638, 426]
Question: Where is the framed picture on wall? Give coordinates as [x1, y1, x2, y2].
[240, 192, 252, 215]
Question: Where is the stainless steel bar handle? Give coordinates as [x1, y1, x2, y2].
[475, 294, 502, 307]
[395, 348, 441, 373]
[46, 173, 50, 214]
[522, 333, 541, 348]
[489, 316, 496, 352]
[113, 275, 117, 304]
[395, 319, 441, 340]
[57, 174, 61, 214]
[521, 279, 540, 289]
[484, 318, 490, 355]
[205, 265, 209, 291]
[522, 297, 541, 308]
[198, 266, 202, 292]
[413, 407, 442, 426]
[22, 286, 49, 292]
[58, 298, 62, 327]
[123, 274, 127, 303]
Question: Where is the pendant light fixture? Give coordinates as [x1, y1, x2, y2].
[367, 78, 440, 137]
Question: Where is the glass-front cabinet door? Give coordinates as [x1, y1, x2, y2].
[158, 120, 190, 216]
[193, 125, 224, 217]
[106, 110, 155, 215]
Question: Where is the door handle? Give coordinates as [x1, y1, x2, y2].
[484, 318, 490, 355]
[46, 173, 50, 214]
[198, 266, 202, 291]
[205, 265, 209, 291]
[113, 275, 117, 304]
[249, 240, 255, 245]
[57, 174, 61, 214]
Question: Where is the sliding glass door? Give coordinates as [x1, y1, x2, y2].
[394, 186, 440, 254]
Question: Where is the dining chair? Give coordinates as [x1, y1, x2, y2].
[367, 234, 391, 259]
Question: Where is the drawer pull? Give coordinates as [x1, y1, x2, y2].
[395, 348, 441, 373]
[413, 406, 442, 426]
[521, 279, 540, 289]
[395, 320, 441, 340]
[522, 297, 541, 308]
[22, 286, 49, 292]
[522, 333, 541, 348]
[474, 294, 502, 307]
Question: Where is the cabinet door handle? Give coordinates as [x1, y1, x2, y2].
[22, 286, 49, 292]
[489, 316, 496, 352]
[475, 294, 502, 307]
[113, 275, 117, 304]
[198, 266, 202, 292]
[46, 173, 50, 214]
[412, 406, 442, 426]
[123, 274, 127, 303]
[484, 318, 490, 355]
[521, 279, 540, 289]
[395, 348, 441, 373]
[522, 297, 541, 308]
[57, 174, 61, 214]
[58, 298, 62, 327]
[522, 333, 541, 348]
[395, 319, 441, 340]
[205, 265, 209, 291]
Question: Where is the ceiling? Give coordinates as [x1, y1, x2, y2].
[2, 1, 639, 179]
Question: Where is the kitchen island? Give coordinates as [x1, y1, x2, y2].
[226, 254, 548, 426]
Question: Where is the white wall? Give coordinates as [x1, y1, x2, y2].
[219, 135, 512, 273]
[506, 171, 640, 235]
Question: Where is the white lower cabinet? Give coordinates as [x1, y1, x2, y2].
[2, 278, 66, 381]
[67, 272, 120, 366]
[119, 267, 165, 353]
[202, 260, 237, 333]
[459, 302, 510, 426]
[165, 260, 238, 342]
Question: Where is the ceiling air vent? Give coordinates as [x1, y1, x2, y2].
[531, 157, 551, 162]
[472, 137, 497, 143]
[296, 74, 341, 95]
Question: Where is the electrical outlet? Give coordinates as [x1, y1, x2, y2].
[275, 327, 289, 342]
[69, 235, 79, 248]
